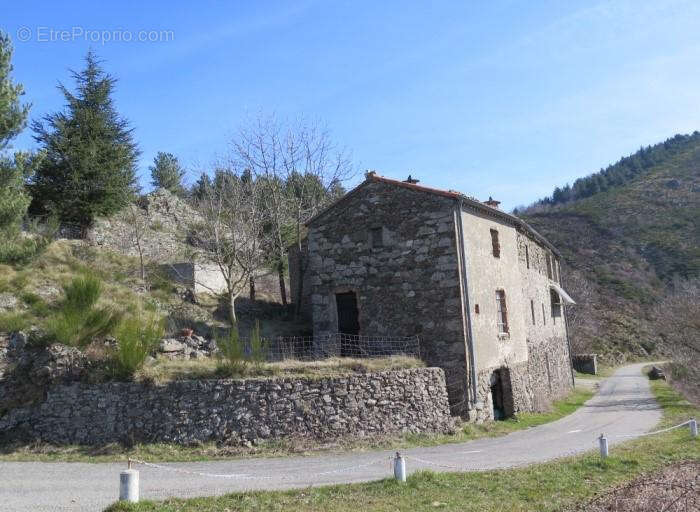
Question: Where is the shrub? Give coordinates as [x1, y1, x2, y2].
[0, 312, 29, 333]
[63, 274, 102, 311]
[216, 325, 247, 375]
[112, 313, 164, 379]
[45, 307, 120, 348]
[248, 320, 268, 367]
[0, 238, 45, 265]
[43, 275, 119, 348]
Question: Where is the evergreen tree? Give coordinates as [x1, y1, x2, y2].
[190, 172, 212, 202]
[149, 151, 186, 196]
[30, 51, 139, 226]
[0, 32, 30, 152]
[0, 32, 30, 238]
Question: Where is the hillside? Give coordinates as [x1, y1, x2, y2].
[520, 133, 700, 361]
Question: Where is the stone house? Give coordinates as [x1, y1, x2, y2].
[291, 172, 576, 420]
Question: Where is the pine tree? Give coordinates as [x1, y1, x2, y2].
[0, 32, 31, 238]
[30, 51, 139, 227]
[149, 151, 186, 196]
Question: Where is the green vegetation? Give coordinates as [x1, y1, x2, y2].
[43, 274, 120, 348]
[111, 313, 165, 379]
[139, 354, 424, 384]
[149, 152, 186, 197]
[521, 132, 700, 359]
[0, 311, 30, 333]
[105, 375, 699, 512]
[29, 50, 139, 226]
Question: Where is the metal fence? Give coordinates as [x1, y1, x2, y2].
[262, 333, 421, 362]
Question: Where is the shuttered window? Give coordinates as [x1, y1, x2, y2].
[496, 290, 509, 334]
[490, 229, 500, 258]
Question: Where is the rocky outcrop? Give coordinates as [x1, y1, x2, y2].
[0, 333, 91, 414]
[0, 368, 453, 446]
[158, 335, 217, 359]
[87, 188, 201, 262]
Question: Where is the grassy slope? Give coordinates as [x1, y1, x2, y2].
[105, 375, 699, 512]
[522, 138, 700, 359]
[0, 388, 593, 463]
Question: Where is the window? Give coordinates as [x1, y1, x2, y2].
[530, 299, 535, 325]
[490, 229, 500, 258]
[551, 289, 562, 318]
[545, 253, 553, 279]
[370, 227, 383, 248]
[496, 290, 509, 334]
[525, 245, 530, 269]
[475, 304, 480, 314]
[542, 303, 546, 325]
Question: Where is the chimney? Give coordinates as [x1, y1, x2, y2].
[365, 170, 377, 180]
[404, 174, 420, 184]
[484, 196, 501, 209]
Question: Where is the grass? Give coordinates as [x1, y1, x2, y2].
[105, 374, 699, 512]
[0, 383, 592, 463]
[136, 355, 426, 384]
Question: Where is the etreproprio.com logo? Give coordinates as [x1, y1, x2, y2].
[16, 26, 175, 44]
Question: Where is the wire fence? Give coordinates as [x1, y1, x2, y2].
[263, 333, 421, 362]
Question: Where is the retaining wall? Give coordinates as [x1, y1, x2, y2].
[0, 368, 453, 446]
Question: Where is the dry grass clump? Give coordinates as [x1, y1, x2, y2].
[580, 460, 699, 511]
[136, 355, 424, 383]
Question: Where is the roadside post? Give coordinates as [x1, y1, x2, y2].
[394, 452, 406, 482]
[598, 434, 608, 459]
[690, 418, 698, 438]
[120, 459, 139, 503]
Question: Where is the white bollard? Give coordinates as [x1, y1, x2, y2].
[393, 452, 406, 482]
[119, 468, 139, 503]
[598, 434, 609, 460]
[691, 418, 698, 438]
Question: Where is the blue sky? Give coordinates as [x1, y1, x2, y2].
[4, 0, 700, 210]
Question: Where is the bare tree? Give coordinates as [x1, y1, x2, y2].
[653, 277, 700, 402]
[192, 165, 268, 325]
[123, 202, 149, 281]
[233, 114, 351, 314]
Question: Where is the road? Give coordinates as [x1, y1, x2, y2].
[0, 362, 663, 511]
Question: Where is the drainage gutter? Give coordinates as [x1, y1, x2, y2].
[455, 199, 479, 409]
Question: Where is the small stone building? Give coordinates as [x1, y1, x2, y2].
[291, 172, 576, 419]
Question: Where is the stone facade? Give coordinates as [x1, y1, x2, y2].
[292, 173, 575, 419]
[304, 179, 470, 412]
[0, 368, 453, 446]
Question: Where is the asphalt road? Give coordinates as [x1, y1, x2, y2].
[0, 362, 663, 511]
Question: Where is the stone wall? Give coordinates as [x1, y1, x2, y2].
[305, 180, 471, 415]
[469, 335, 573, 422]
[0, 368, 453, 446]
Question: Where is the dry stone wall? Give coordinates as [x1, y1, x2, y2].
[0, 368, 453, 446]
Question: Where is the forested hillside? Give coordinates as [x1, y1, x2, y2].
[520, 133, 700, 363]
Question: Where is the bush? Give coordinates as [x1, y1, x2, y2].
[0, 312, 29, 333]
[63, 274, 102, 311]
[112, 313, 164, 379]
[0, 237, 45, 265]
[215, 321, 269, 376]
[216, 325, 247, 375]
[44, 275, 119, 348]
[248, 321, 268, 367]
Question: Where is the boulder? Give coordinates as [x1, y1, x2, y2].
[8, 331, 27, 351]
[0, 292, 20, 312]
[158, 338, 187, 353]
[649, 366, 666, 380]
